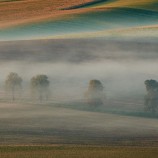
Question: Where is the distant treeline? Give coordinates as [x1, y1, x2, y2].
[4, 72, 158, 113]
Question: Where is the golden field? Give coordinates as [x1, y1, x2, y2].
[0, 0, 157, 28]
[0, 0, 92, 28]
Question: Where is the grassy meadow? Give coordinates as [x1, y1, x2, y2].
[0, 146, 158, 158]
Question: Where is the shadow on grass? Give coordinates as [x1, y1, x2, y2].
[56, 101, 158, 119]
[63, 0, 114, 10]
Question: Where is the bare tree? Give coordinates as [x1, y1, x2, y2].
[144, 79, 158, 113]
[85, 79, 104, 107]
[5, 72, 22, 101]
[30, 74, 50, 102]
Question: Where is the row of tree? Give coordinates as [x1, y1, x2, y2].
[5, 72, 50, 102]
[4, 72, 158, 113]
[4, 73, 105, 105]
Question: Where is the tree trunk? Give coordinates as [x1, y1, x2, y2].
[12, 87, 15, 101]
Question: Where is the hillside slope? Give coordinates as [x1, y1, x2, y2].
[0, 0, 93, 28]
[0, 7, 158, 41]
[0, 0, 158, 41]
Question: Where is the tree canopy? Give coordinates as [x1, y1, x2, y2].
[5, 72, 22, 101]
[85, 79, 104, 107]
[144, 79, 158, 113]
[30, 74, 50, 102]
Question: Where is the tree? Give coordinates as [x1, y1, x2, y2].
[5, 72, 22, 101]
[30, 74, 50, 102]
[85, 79, 104, 107]
[144, 79, 158, 113]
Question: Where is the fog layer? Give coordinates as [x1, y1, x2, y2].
[0, 39, 158, 99]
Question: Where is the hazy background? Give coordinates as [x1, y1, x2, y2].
[0, 38, 158, 145]
[0, 38, 158, 99]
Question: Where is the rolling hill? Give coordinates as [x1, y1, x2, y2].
[0, 0, 158, 41]
[0, 0, 93, 28]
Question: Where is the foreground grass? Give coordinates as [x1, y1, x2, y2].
[0, 146, 158, 158]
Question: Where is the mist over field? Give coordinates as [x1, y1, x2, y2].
[0, 0, 158, 146]
[0, 39, 158, 145]
[0, 39, 158, 99]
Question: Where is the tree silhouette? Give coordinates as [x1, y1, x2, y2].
[30, 74, 50, 102]
[85, 79, 104, 107]
[144, 79, 158, 113]
[5, 72, 22, 101]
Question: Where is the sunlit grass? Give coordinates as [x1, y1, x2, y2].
[0, 0, 92, 27]
[43, 25, 158, 41]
